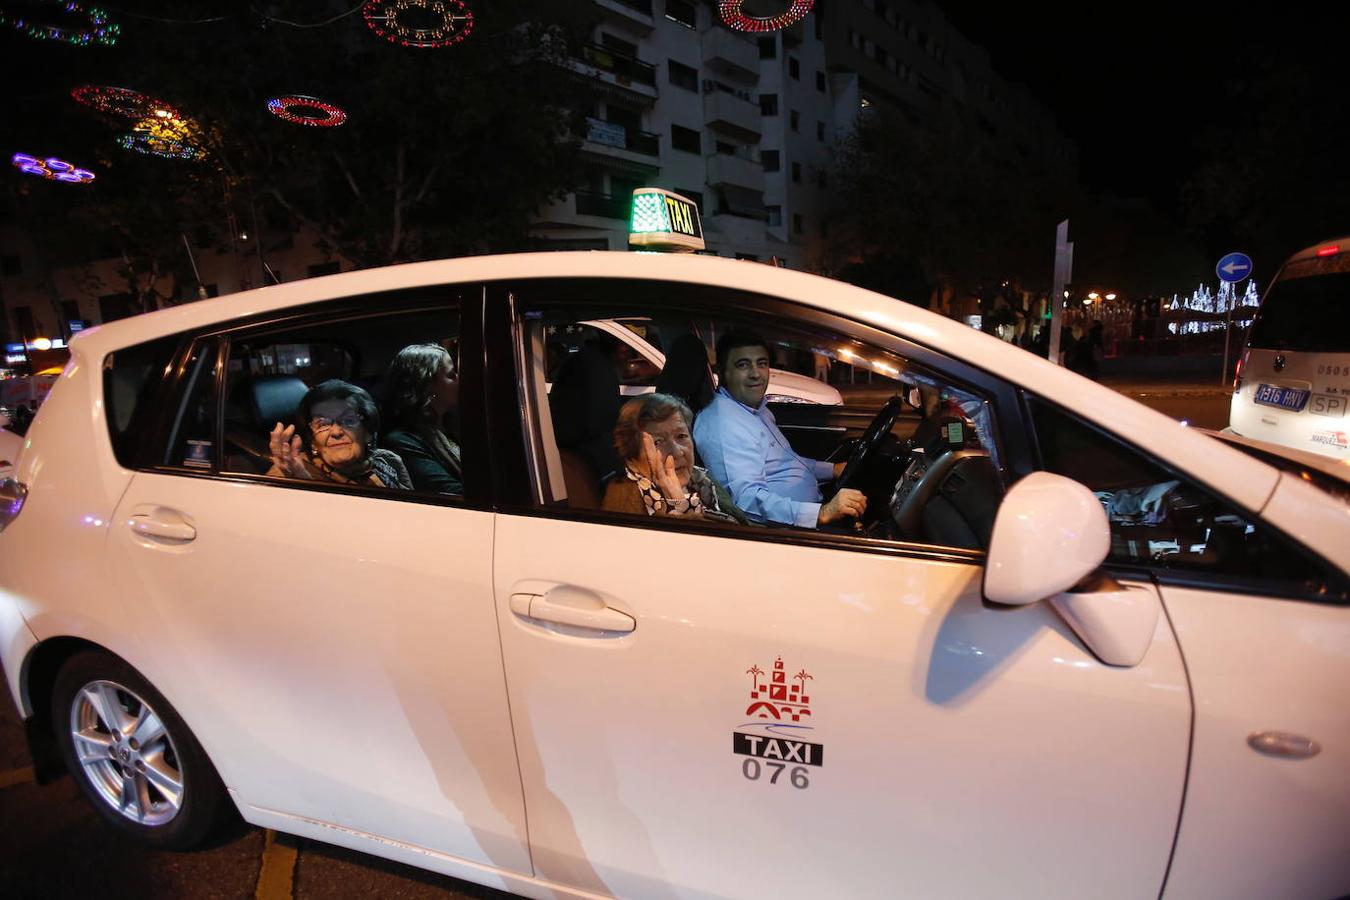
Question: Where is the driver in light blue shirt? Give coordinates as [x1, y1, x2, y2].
[693, 329, 867, 528]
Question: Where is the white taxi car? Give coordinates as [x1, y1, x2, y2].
[0, 252, 1347, 900]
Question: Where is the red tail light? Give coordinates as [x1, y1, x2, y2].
[1316, 245, 1340, 257]
[1233, 356, 1244, 393]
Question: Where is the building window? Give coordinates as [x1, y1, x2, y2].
[678, 189, 705, 210]
[762, 150, 781, 172]
[759, 36, 776, 59]
[815, 71, 826, 93]
[759, 93, 778, 116]
[791, 162, 802, 183]
[793, 214, 803, 234]
[816, 121, 825, 141]
[664, 0, 696, 29]
[788, 56, 800, 79]
[671, 124, 701, 154]
[668, 59, 698, 92]
[601, 32, 639, 58]
[874, 45, 889, 66]
[767, 205, 782, 227]
[789, 110, 799, 131]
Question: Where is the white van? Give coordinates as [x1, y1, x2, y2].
[1229, 236, 1350, 460]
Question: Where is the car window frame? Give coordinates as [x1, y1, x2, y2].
[484, 276, 1034, 565]
[131, 285, 492, 511]
[1023, 391, 1349, 605]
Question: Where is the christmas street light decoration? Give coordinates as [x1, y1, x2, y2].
[267, 95, 348, 127]
[1, 1, 120, 46]
[362, 0, 474, 49]
[72, 86, 178, 121]
[718, 0, 814, 33]
[116, 115, 207, 160]
[11, 153, 96, 183]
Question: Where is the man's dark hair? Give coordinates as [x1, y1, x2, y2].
[715, 328, 771, 381]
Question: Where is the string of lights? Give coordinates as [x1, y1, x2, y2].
[11, 153, 97, 184]
[72, 86, 178, 120]
[116, 115, 207, 160]
[1, 0, 121, 46]
[362, 0, 474, 49]
[267, 95, 348, 127]
[717, 0, 814, 33]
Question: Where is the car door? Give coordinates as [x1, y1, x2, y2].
[485, 280, 1191, 899]
[1029, 398, 1350, 899]
[102, 293, 532, 876]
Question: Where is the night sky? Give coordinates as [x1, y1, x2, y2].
[940, 1, 1336, 210]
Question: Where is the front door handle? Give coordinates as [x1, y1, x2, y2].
[128, 506, 197, 544]
[510, 585, 635, 633]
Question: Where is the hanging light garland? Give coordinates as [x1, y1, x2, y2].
[267, 95, 348, 127]
[116, 115, 207, 160]
[72, 86, 179, 121]
[1, 1, 120, 47]
[11, 153, 96, 184]
[718, 1, 814, 33]
[362, 0, 474, 49]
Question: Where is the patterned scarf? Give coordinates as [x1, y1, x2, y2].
[310, 449, 388, 487]
[625, 466, 705, 516]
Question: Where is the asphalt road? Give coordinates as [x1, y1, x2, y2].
[0, 378, 1235, 899]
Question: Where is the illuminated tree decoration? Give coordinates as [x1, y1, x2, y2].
[362, 0, 474, 49]
[11, 153, 96, 184]
[718, 0, 814, 33]
[267, 95, 348, 127]
[0, 1, 120, 47]
[116, 115, 207, 161]
[72, 86, 179, 121]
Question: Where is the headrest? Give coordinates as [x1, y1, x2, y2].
[550, 345, 621, 447]
[656, 334, 714, 412]
[250, 375, 310, 428]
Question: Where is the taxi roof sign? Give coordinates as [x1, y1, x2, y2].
[629, 188, 704, 252]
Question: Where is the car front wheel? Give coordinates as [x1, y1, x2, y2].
[52, 650, 231, 848]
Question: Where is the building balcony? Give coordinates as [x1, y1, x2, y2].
[706, 151, 764, 192]
[584, 117, 660, 157]
[703, 88, 761, 143]
[574, 191, 631, 220]
[595, 0, 655, 33]
[702, 28, 758, 83]
[573, 43, 659, 105]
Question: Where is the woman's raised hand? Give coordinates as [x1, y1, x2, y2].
[642, 432, 684, 500]
[269, 423, 311, 479]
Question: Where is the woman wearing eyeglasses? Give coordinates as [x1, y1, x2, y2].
[268, 380, 412, 489]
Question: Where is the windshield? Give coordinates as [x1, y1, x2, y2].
[1247, 256, 1350, 352]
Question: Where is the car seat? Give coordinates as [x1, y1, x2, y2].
[655, 334, 715, 413]
[224, 374, 310, 473]
[549, 344, 622, 507]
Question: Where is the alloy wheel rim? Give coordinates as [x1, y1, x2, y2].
[69, 679, 183, 826]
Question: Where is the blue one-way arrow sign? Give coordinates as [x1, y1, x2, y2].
[1216, 251, 1253, 283]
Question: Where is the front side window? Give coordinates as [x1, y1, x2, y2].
[512, 282, 1004, 552]
[1030, 398, 1340, 597]
[220, 304, 465, 497]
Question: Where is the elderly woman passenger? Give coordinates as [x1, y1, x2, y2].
[602, 393, 748, 524]
[383, 343, 463, 494]
[269, 380, 411, 489]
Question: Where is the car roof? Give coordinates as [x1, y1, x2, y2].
[1205, 428, 1350, 487]
[1282, 236, 1350, 265]
[67, 251, 1286, 515]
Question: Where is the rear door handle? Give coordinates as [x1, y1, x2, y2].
[510, 585, 635, 633]
[128, 507, 197, 544]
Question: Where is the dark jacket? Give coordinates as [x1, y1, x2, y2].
[383, 430, 463, 495]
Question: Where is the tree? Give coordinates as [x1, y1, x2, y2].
[826, 102, 1076, 303]
[1, 0, 601, 290]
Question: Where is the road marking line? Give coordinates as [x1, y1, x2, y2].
[0, 766, 35, 789]
[255, 828, 299, 900]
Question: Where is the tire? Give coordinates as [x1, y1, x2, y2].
[51, 650, 231, 849]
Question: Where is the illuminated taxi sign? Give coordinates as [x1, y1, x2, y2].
[629, 188, 704, 252]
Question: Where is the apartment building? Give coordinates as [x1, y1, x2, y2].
[531, 0, 1075, 269]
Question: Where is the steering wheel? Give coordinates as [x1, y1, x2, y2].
[835, 394, 905, 492]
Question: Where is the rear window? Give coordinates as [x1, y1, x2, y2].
[104, 336, 179, 468]
[1247, 256, 1350, 352]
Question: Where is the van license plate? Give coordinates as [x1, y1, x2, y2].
[1254, 384, 1310, 411]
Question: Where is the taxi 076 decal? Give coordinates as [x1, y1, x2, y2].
[733, 657, 822, 789]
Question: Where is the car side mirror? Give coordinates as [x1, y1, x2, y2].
[984, 472, 1109, 606]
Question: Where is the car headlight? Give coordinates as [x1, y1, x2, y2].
[764, 394, 814, 404]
